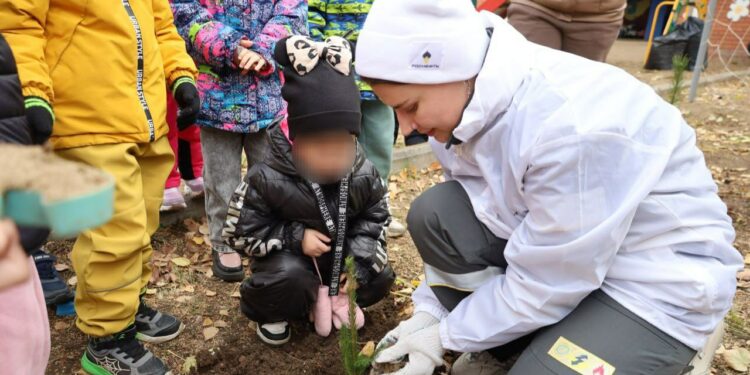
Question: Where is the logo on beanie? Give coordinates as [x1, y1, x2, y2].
[410, 43, 443, 70]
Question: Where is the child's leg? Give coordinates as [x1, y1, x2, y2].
[200, 127, 244, 248]
[359, 100, 395, 180]
[240, 251, 319, 323]
[356, 264, 396, 308]
[0, 256, 50, 374]
[242, 129, 269, 173]
[178, 125, 203, 181]
[56, 140, 173, 337]
[165, 91, 182, 189]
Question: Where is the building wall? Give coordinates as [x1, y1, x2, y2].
[709, 0, 750, 53]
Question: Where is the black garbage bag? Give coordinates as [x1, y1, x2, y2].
[645, 17, 705, 70]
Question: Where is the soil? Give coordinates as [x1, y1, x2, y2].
[0, 145, 110, 202]
[44, 79, 750, 374]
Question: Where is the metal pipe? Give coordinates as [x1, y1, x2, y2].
[688, 0, 717, 102]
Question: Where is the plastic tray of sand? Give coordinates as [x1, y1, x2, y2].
[0, 144, 114, 238]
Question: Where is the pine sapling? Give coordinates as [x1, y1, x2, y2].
[339, 257, 377, 375]
[669, 54, 690, 105]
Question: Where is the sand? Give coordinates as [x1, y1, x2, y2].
[0, 144, 111, 202]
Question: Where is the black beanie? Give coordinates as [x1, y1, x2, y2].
[274, 36, 361, 140]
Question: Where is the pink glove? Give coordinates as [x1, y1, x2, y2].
[312, 285, 333, 337]
[331, 289, 365, 330]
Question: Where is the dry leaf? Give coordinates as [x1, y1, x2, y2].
[205, 269, 214, 279]
[54, 263, 70, 272]
[171, 257, 191, 267]
[745, 254, 750, 265]
[231, 291, 241, 298]
[738, 269, 750, 281]
[54, 321, 68, 330]
[203, 327, 219, 341]
[360, 341, 376, 357]
[146, 288, 157, 295]
[203, 317, 214, 327]
[183, 219, 200, 232]
[205, 290, 217, 297]
[199, 223, 210, 236]
[219, 309, 230, 316]
[183, 285, 195, 293]
[214, 320, 228, 328]
[176, 296, 193, 303]
[723, 347, 750, 372]
[395, 287, 413, 296]
[181, 356, 197, 374]
[191, 236, 205, 245]
[68, 276, 78, 287]
[399, 304, 415, 317]
[717, 345, 727, 355]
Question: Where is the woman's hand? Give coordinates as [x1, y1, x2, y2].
[234, 40, 267, 75]
[302, 229, 331, 258]
[0, 220, 30, 290]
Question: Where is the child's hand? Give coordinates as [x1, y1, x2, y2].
[234, 40, 267, 75]
[0, 220, 30, 290]
[302, 229, 331, 257]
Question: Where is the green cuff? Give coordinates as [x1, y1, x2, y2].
[24, 97, 55, 122]
[172, 76, 196, 96]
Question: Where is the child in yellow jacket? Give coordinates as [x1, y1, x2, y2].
[0, 1, 198, 374]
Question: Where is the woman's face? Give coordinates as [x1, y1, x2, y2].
[372, 81, 469, 143]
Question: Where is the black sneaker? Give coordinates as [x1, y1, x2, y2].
[256, 321, 291, 346]
[134, 298, 184, 344]
[32, 249, 75, 305]
[81, 325, 171, 375]
[211, 246, 244, 282]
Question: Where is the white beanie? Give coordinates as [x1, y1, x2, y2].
[356, 0, 490, 85]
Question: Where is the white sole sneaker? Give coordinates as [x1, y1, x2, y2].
[256, 322, 291, 346]
[136, 323, 185, 344]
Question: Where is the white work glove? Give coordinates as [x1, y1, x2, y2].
[377, 311, 439, 350]
[375, 324, 444, 375]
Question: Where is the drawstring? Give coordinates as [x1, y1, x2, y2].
[312, 257, 324, 285]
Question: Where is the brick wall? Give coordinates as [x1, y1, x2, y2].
[709, 0, 750, 52]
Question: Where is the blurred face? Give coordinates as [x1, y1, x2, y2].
[372, 81, 471, 143]
[292, 131, 357, 184]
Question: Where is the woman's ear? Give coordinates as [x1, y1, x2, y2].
[273, 36, 292, 68]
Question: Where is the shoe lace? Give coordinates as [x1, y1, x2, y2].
[116, 333, 148, 361]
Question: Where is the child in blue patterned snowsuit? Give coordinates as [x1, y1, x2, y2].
[171, 0, 307, 281]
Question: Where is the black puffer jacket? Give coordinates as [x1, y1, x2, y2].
[0, 34, 31, 144]
[223, 124, 390, 285]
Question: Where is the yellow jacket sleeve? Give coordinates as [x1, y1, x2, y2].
[152, 0, 198, 88]
[0, 0, 53, 102]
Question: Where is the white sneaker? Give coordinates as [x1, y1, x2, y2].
[160, 187, 187, 212]
[184, 177, 204, 199]
[452, 351, 505, 375]
[257, 321, 291, 346]
[387, 218, 407, 238]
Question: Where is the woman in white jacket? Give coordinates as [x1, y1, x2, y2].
[355, 1, 744, 374]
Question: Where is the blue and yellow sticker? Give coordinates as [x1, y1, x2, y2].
[548, 337, 616, 375]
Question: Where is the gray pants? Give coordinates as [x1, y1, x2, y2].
[408, 181, 696, 374]
[200, 127, 269, 249]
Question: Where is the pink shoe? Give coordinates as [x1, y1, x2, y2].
[331, 291, 365, 330]
[160, 187, 187, 212]
[184, 177, 204, 199]
[312, 285, 332, 337]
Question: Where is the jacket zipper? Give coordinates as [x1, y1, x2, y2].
[122, 0, 156, 141]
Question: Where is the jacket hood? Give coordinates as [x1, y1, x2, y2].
[452, 12, 534, 144]
[265, 124, 367, 178]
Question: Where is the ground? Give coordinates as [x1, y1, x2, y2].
[45, 78, 749, 374]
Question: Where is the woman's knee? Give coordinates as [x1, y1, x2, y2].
[407, 181, 464, 232]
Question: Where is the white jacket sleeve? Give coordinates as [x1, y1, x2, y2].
[439, 133, 675, 352]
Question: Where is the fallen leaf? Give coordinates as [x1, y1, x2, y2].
[181, 356, 197, 374]
[199, 223, 210, 236]
[183, 219, 200, 233]
[205, 269, 214, 279]
[717, 345, 727, 355]
[205, 290, 217, 297]
[738, 269, 750, 281]
[54, 321, 68, 330]
[68, 276, 78, 287]
[745, 254, 750, 265]
[723, 347, 750, 372]
[146, 288, 157, 295]
[231, 291, 241, 298]
[395, 287, 414, 295]
[176, 296, 193, 303]
[360, 341, 376, 357]
[203, 317, 214, 327]
[399, 304, 415, 317]
[219, 309, 230, 316]
[54, 263, 70, 272]
[213, 320, 228, 328]
[171, 257, 191, 267]
[191, 236, 205, 245]
[203, 327, 219, 341]
[182, 285, 195, 293]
